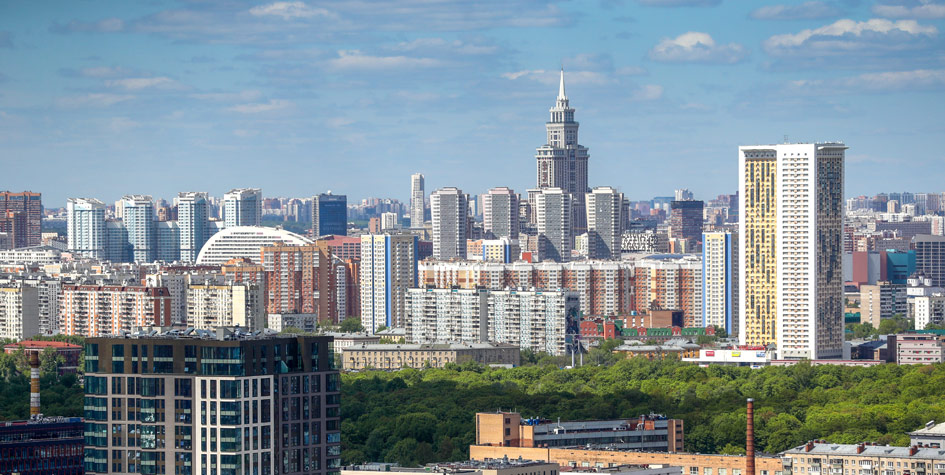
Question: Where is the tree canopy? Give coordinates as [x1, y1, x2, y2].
[341, 359, 945, 466]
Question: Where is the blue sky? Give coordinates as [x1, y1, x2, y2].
[1, 0, 944, 207]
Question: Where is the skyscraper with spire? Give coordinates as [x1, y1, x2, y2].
[536, 69, 590, 235]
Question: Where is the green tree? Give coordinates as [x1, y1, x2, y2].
[878, 316, 913, 335]
[39, 347, 64, 378]
[586, 339, 622, 366]
[719, 443, 745, 455]
[385, 438, 419, 466]
[340, 318, 364, 333]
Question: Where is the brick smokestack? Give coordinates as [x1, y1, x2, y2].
[746, 398, 755, 475]
[29, 351, 40, 417]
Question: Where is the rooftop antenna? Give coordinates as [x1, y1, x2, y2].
[783, 134, 789, 144]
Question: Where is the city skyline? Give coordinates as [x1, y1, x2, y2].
[2, 1, 944, 206]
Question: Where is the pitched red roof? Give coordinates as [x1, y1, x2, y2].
[3, 340, 82, 350]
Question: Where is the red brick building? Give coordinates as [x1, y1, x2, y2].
[3, 340, 83, 374]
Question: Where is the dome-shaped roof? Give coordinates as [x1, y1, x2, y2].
[196, 226, 312, 265]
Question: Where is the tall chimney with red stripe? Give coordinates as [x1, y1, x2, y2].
[29, 351, 40, 417]
[746, 398, 755, 475]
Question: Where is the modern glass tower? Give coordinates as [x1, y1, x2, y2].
[83, 330, 341, 475]
[312, 193, 347, 237]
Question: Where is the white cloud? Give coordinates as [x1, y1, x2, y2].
[108, 117, 140, 132]
[105, 77, 177, 90]
[233, 129, 259, 138]
[80, 66, 130, 78]
[764, 18, 937, 53]
[630, 84, 664, 101]
[649, 32, 747, 64]
[326, 117, 355, 127]
[190, 90, 263, 102]
[636, 0, 720, 6]
[50, 18, 124, 33]
[57, 93, 134, 108]
[616, 66, 648, 76]
[248, 2, 335, 20]
[789, 69, 945, 94]
[326, 50, 441, 71]
[750, 2, 841, 20]
[227, 99, 292, 113]
[388, 38, 498, 56]
[501, 69, 615, 86]
[873, 2, 945, 19]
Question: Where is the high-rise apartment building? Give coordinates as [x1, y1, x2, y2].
[145, 270, 223, 326]
[585, 187, 625, 260]
[312, 193, 347, 237]
[82, 331, 341, 475]
[156, 221, 181, 262]
[406, 288, 489, 344]
[419, 260, 634, 318]
[0, 191, 42, 247]
[536, 188, 571, 262]
[360, 234, 418, 332]
[0, 210, 27, 249]
[916, 234, 945, 287]
[121, 195, 156, 263]
[406, 287, 580, 355]
[260, 241, 346, 322]
[380, 212, 399, 231]
[223, 188, 262, 228]
[0, 276, 61, 335]
[633, 254, 703, 328]
[0, 285, 39, 340]
[187, 282, 265, 331]
[431, 187, 468, 260]
[60, 285, 171, 337]
[410, 173, 425, 228]
[859, 281, 907, 328]
[67, 197, 106, 259]
[675, 189, 694, 201]
[482, 187, 520, 240]
[669, 200, 704, 249]
[104, 219, 132, 262]
[535, 70, 589, 235]
[489, 290, 581, 355]
[178, 192, 210, 263]
[702, 231, 738, 335]
[738, 142, 846, 359]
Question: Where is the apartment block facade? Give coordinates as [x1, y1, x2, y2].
[0, 191, 43, 247]
[359, 234, 418, 332]
[738, 143, 846, 359]
[0, 285, 39, 340]
[60, 285, 171, 337]
[633, 254, 703, 328]
[187, 282, 265, 331]
[83, 331, 341, 475]
[703, 231, 738, 335]
[418, 260, 634, 317]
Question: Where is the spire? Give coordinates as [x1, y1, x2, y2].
[557, 68, 567, 101]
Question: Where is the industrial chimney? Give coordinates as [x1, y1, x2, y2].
[29, 351, 40, 417]
[746, 398, 755, 475]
